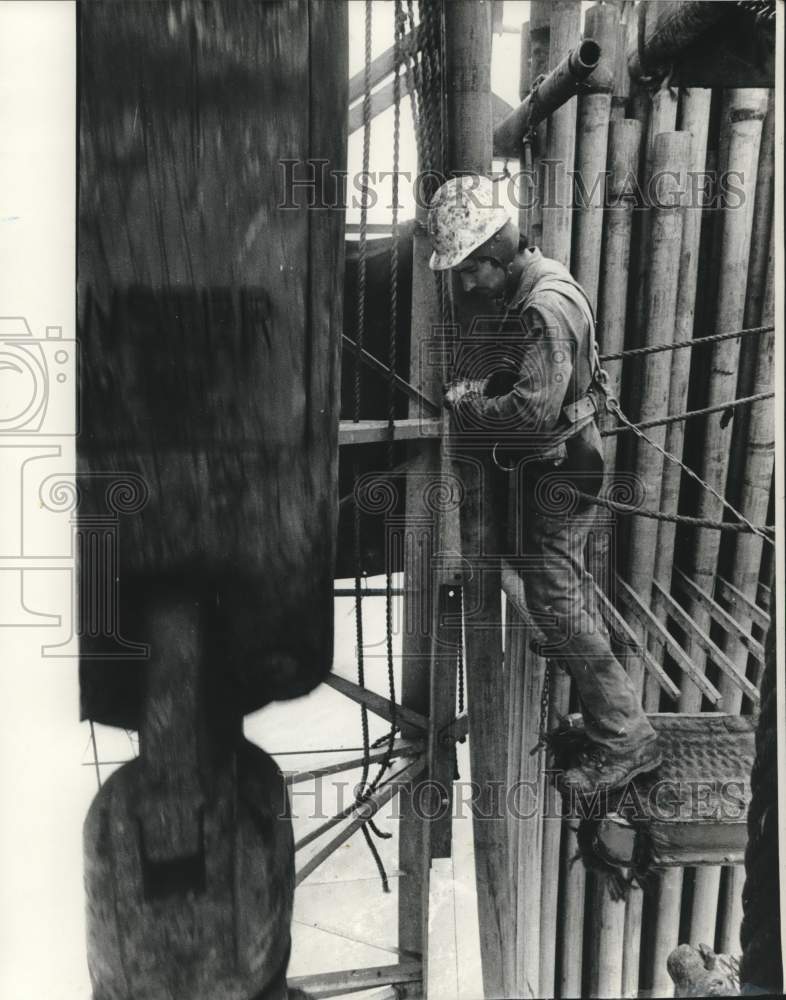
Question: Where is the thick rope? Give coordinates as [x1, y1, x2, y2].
[404, 0, 423, 167]
[599, 323, 773, 363]
[574, 489, 775, 536]
[418, 0, 440, 187]
[361, 824, 391, 892]
[605, 398, 774, 544]
[600, 391, 774, 437]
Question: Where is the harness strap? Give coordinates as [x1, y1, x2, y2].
[491, 265, 610, 471]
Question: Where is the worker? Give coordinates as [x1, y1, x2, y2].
[427, 174, 661, 794]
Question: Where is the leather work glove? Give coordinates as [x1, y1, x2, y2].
[442, 378, 487, 409]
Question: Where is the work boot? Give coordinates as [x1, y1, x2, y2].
[557, 735, 662, 795]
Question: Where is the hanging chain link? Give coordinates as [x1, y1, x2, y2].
[531, 657, 552, 756]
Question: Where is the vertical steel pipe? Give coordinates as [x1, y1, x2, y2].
[681, 86, 769, 955]
[681, 88, 769, 710]
[572, 2, 619, 311]
[597, 118, 642, 478]
[646, 87, 712, 712]
[518, 22, 532, 236]
[621, 131, 690, 998]
[541, 0, 581, 265]
[626, 131, 691, 608]
[528, 0, 551, 247]
[611, 1, 636, 121]
[589, 116, 642, 999]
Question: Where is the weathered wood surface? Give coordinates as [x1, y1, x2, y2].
[78, 1, 348, 725]
[86, 700, 294, 1000]
[444, 5, 512, 996]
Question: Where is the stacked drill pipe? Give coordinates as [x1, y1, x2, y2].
[619, 130, 691, 1000]
[573, 0, 619, 643]
[630, 11, 680, 349]
[571, 2, 618, 311]
[597, 118, 642, 479]
[527, 0, 551, 247]
[626, 131, 691, 708]
[611, 1, 636, 122]
[715, 94, 775, 958]
[517, 16, 581, 998]
[680, 88, 769, 708]
[720, 237, 775, 959]
[723, 90, 776, 630]
[647, 88, 713, 704]
[644, 87, 712, 1000]
[517, 21, 532, 237]
[622, 11, 676, 511]
[543, 5, 588, 994]
[541, 1, 583, 267]
[589, 111, 641, 996]
[680, 86, 769, 956]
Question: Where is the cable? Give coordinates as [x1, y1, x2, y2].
[600, 391, 774, 437]
[605, 398, 774, 544]
[575, 489, 775, 536]
[599, 323, 773, 363]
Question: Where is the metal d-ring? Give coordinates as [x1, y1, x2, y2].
[492, 441, 518, 473]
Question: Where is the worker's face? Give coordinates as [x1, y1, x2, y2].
[453, 255, 506, 300]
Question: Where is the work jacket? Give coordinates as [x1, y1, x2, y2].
[453, 246, 604, 495]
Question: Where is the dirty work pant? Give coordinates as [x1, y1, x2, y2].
[521, 499, 656, 751]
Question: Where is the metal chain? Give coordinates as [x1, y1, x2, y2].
[353, 463, 371, 795]
[530, 658, 552, 756]
[353, 0, 374, 801]
[353, 4, 374, 425]
[457, 587, 465, 715]
[360, 1, 406, 815]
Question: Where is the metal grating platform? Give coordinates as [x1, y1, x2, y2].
[565, 714, 756, 868]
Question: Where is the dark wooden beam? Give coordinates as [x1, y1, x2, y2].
[324, 673, 429, 732]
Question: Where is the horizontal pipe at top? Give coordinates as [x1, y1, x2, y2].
[494, 39, 601, 157]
